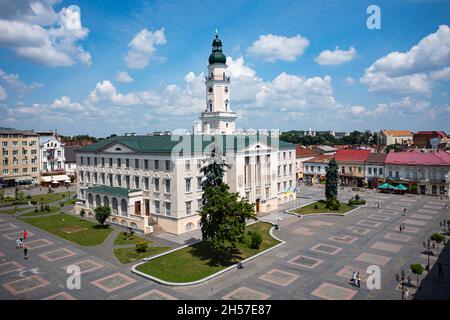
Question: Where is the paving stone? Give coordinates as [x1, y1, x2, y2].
[383, 233, 412, 242]
[410, 214, 433, 220]
[0, 223, 18, 232]
[39, 248, 77, 262]
[377, 209, 399, 215]
[0, 261, 24, 276]
[403, 219, 427, 227]
[91, 272, 137, 293]
[309, 221, 334, 227]
[131, 289, 177, 300]
[357, 220, 381, 228]
[2, 275, 49, 295]
[336, 266, 368, 281]
[346, 226, 371, 235]
[291, 226, 315, 236]
[356, 252, 391, 266]
[370, 242, 402, 253]
[259, 268, 300, 287]
[3, 230, 34, 240]
[368, 214, 392, 221]
[25, 239, 54, 250]
[310, 244, 343, 255]
[392, 225, 420, 234]
[417, 209, 438, 215]
[63, 259, 104, 274]
[222, 287, 270, 300]
[311, 282, 357, 300]
[42, 291, 77, 300]
[287, 255, 323, 270]
[329, 235, 358, 244]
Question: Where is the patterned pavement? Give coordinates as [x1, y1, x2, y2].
[0, 186, 449, 300]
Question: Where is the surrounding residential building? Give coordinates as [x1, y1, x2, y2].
[364, 153, 387, 188]
[334, 149, 371, 187]
[379, 130, 413, 146]
[0, 129, 40, 187]
[74, 34, 297, 235]
[64, 146, 78, 177]
[37, 132, 70, 186]
[303, 155, 334, 184]
[385, 151, 450, 197]
[295, 145, 315, 180]
[315, 145, 337, 155]
[413, 131, 448, 149]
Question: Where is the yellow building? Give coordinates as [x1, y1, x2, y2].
[379, 130, 413, 146]
[0, 130, 41, 187]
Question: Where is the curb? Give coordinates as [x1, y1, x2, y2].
[130, 221, 286, 286]
[286, 204, 363, 218]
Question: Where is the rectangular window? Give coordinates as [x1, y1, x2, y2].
[135, 159, 139, 169]
[109, 174, 113, 186]
[144, 177, 149, 190]
[277, 182, 281, 193]
[197, 159, 202, 169]
[2, 169, 8, 175]
[126, 158, 130, 168]
[109, 158, 113, 167]
[125, 175, 130, 188]
[368, 167, 372, 175]
[165, 160, 171, 171]
[117, 174, 121, 187]
[144, 159, 149, 169]
[185, 160, 191, 170]
[154, 178, 160, 192]
[186, 178, 192, 193]
[94, 172, 98, 184]
[164, 179, 171, 193]
[87, 157, 91, 165]
[134, 176, 139, 189]
[154, 160, 159, 170]
[379, 168, 383, 175]
[80, 157, 84, 165]
[117, 158, 121, 167]
[101, 157, 105, 166]
[165, 202, 171, 216]
[154, 200, 160, 214]
[94, 157, 98, 166]
[135, 201, 141, 215]
[101, 173, 105, 184]
[198, 199, 202, 211]
[197, 177, 202, 190]
[185, 201, 192, 215]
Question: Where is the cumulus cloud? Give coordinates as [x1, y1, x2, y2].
[0, 68, 43, 96]
[125, 28, 166, 69]
[315, 46, 356, 65]
[247, 34, 309, 62]
[345, 77, 355, 85]
[361, 25, 450, 94]
[52, 95, 85, 112]
[115, 71, 134, 83]
[0, 85, 6, 101]
[0, 1, 91, 67]
[88, 80, 140, 106]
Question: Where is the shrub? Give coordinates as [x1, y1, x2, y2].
[30, 200, 37, 205]
[248, 231, 263, 249]
[34, 207, 38, 212]
[348, 199, 366, 205]
[430, 233, 444, 243]
[355, 194, 360, 201]
[136, 243, 148, 253]
[26, 195, 32, 199]
[79, 209, 85, 220]
[313, 204, 319, 210]
[60, 202, 64, 207]
[94, 205, 111, 226]
[410, 263, 424, 287]
[326, 197, 341, 210]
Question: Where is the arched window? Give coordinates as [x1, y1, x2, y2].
[103, 196, 110, 208]
[225, 99, 229, 111]
[223, 72, 225, 80]
[121, 199, 127, 216]
[95, 195, 101, 207]
[112, 198, 118, 214]
[208, 100, 213, 112]
[88, 194, 93, 209]
[208, 87, 213, 93]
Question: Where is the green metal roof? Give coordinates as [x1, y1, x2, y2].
[75, 134, 295, 154]
[87, 185, 141, 197]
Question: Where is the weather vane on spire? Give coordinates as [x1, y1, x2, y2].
[215, 29, 219, 37]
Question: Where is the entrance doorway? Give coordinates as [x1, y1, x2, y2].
[256, 199, 260, 213]
[420, 185, 426, 194]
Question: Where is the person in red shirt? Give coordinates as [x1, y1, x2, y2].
[23, 229, 27, 241]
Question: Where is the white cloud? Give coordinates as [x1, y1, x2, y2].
[315, 46, 356, 65]
[247, 34, 309, 62]
[0, 2, 90, 67]
[430, 66, 450, 81]
[88, 80, 140, 106]
[350, 105, 365, 115]
[361, 25, 450, 94]
[0, 68, 43, 96]
[126, 28, 166, 69]
[0, 85, 6, 101]
[115, 71, 134, 83]
[345, 77, 355, 85]
[52, 96, 85, 112]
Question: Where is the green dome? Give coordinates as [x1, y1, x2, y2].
[208, 34, 226, 65]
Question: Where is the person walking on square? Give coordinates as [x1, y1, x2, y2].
[23, 229, 27, 241]
[23, 246, 28, 260]
[403, 208, 407, 216]
[399, 224, 403, 233]
[356, 272, 361, 288]
[16, 238, 21, 249]
[404, 288, 409, 300]
[402, 223, 406, 231]
[351, 271, 356, 286]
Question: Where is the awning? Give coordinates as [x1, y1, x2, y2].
[40, 175, 71, 183]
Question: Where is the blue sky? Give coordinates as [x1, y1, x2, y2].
[0, 0, 449, 137]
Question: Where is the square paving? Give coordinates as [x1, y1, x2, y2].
[370, 242, 402, 253]
[403, 219, 427, 227]
[222, 287, 270, 300]
[64, 259, 104, 274]
[377, 209, 398, 216]
[259, 268, 300, 287]
[0, 223, 18, 231]
[287, 255, 323, 270]
[291, 226, 315, 236]
[25, 239, 54, 250]
[131, 289, 177, 300]
[417, 209, 438, 215]
[39, 248, 77, 262]
[356, 252, 391, 266]
[91, 272, 137, 293]
[329, 235, 358, 244]
[309, 221, 334, 227]
[2, 275, 49, 295]
[410, 214, 433, 220]
[42, 291, 77, 300]
[311, 282, 357, 300]
[392, 225, 421, 234]
[0, 261, 24, 276]
[357, 220, 381, 228]
[3, 230, 34, 240]
[347, 226, 371, 235]
[368, 214, 391, 221]
[310, 244, 342, 255]
[423, 205, 442, 210]
[383, 233, 412, 242]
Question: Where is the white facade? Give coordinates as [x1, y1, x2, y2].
[365, 164, 385, 178]
[39, 134, 65, 173]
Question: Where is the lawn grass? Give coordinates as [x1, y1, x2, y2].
[0, 191, 74, 207]
[114, 232, 150, 245]
[20, 213, 112, 246]
[135, 222, 279, 283]
[114, 246, 170, 264]
[20, 206, 61, 217]
[0, 206, 32, 215]
[293, 200, 355, 215]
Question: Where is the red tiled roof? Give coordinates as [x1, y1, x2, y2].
[383, 130, 413, 136]
[366, 153, 387, 164]
[296, 145, 316, 158]
[334, 150, 371, 163]
[385, 151, 450, 166]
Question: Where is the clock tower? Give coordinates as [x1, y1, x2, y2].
[199, 32, 237, 135]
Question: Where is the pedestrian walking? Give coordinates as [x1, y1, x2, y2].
[23, 229, 27, 241]
[403, 208, 407, 216]
[19, 238, 23, 248]
[404, 288, 409, 300]
[402, 223, 406, 231]
[351, 271, 356, 286]
[438, 263, 445, 276]
[16, 238, 21, 249]
[356, 272, 361, 288]
[399, 224, 403, 233]
[23, 246, 28, 260]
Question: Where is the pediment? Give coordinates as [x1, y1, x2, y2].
[102, 143, 135, 153]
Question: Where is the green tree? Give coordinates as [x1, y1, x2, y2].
[430, 233, 444, 254]
[410, 263, 424, 287]
[325, 158, 339, 200]
[199, 146, 256, 251]
[94, 205, 111, 226]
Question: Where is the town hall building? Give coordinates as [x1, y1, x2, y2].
[74, 33, 297, 235]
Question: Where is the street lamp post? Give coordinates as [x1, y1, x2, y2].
[440, 220, 447, 245]
[423, 239, 431, 270]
